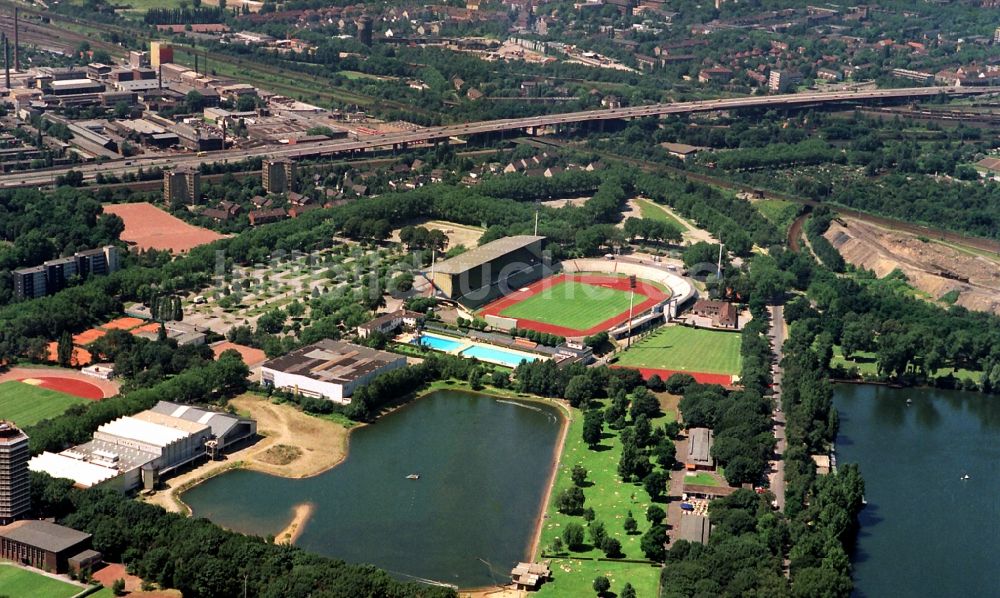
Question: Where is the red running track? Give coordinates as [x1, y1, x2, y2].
[479, 274, 670, 337]
[617, 366, 735, 387]
[32, 377, 106, 400]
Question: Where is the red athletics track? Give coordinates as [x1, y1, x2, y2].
[0, 367, 118, 400]
[479, 273, 670, 337]
[615, 366, 735, 387]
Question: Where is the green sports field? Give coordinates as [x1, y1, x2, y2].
[0, 563, 81, 598]
[616, 325, 742, 375]
[0, 381, 87, 426]
[498, 280, 645, 330]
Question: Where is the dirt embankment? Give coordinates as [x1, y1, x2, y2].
[142, 394, 349, 515]
[825, 218, 1000, 315]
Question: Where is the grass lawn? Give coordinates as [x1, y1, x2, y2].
[536, 401, 669, 597]
[0, 381, 87, 426]
[683, 471, 720, 487]
[636, 198, 685, 231]
[500, 280, 644, 330]
[617, 326, 742, 375]
[0, 564, 81, 598]
[536, 559, 661, 598]
[753, 199, 800, 232]
[831, 346, 879, 376]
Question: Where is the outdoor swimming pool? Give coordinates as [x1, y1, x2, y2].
[413, 333, 542, 368]
[414, 333, 464, 352]
[461, 344, 538, 368]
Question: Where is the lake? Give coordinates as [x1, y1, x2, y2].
[182, 389, 563, 588]
[835, 384, 1000, 597]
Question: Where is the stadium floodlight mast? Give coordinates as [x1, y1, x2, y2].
[717, 243, 724, 279]
[627, 274, 637, 348]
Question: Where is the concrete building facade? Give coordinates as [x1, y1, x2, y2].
[0, 422, 30, 525]
[163, 167, 201, 205]
[262, 158, 297, 194]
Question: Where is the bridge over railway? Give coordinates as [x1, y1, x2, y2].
[2, 86, 996, 188]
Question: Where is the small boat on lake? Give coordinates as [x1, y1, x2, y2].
[406, 474, 420, 480]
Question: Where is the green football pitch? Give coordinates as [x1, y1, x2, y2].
[0, 381, 87, 427]
[616, 325, 742, 375]
[498, 280, 646, 330]
[0, 563, 81, 598]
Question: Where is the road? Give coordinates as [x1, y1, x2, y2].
[768, 304, 787, 512]
[1, 86, 996, 188]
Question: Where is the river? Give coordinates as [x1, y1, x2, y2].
[834, 384, 1000, 597]
[181, 389, 563, 588]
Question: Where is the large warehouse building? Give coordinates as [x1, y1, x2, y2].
[29, 402, 256, 492]
[0, 520, 95, 574]
[432, 235, 548, 307]
[261, 339, 407, 404]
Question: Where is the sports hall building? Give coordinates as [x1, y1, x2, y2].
[431, 235, 548, 307]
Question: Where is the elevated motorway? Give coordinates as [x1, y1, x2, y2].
[3, 86, 997, 188]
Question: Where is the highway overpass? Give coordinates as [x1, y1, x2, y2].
[3, 85, 997, 188]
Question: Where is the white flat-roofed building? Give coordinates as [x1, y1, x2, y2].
[261, 339, 407, 404]
[29, 452, 121, 489]
[94, 415, 210, 472]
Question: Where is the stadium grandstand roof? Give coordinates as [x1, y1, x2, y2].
[433, 235, 545, 275]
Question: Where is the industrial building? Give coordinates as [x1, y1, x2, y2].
[12, 246, 120, 300]
[163, 167, 202, 205]
[431, 235, 547, 307]
[150, 41, 174, 67]
[29, 403, 256, 492]
[262, 158, 297, 194]
[261, 339, 407, 404]
[0, 422, 30, 525]
[0, 520, 95, 574]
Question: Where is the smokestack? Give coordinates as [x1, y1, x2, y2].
[3, 34, 8, 89]
[13, 8, 18, 72]
[194, 54, 198, 75]
[158, 64, 162, 89]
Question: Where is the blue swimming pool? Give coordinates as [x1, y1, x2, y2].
[413, 333, 464, 352]
[461, 345, 539, 368]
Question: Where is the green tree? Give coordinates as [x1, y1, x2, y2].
[582, 409, 603, 448]
[593, 576, 611, 596]
[112, 578, 126, 596]
[57, 331, 74, 367]
[620, 582, 637, 598]
[563, 523, 586, 551]
[641, 524, 667, 561]
[623, 511, 638, 534]
[571, 464, 588, 487]
[646, 504, 665, 524]
[588, 520, 607, 548]
[556, 486, 585, 515]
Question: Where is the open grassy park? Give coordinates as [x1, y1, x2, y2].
[635, 198, 686, 230]
[753, 199, 801, 232]
[0, 564, 81, 598]
[500, 280, 643, 330]
[536, 401, 672, 598]
[616, 325, 742, 375]
[0, 381, 87, 426]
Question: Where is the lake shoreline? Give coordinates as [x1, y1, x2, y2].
[174, 383, 569, 589]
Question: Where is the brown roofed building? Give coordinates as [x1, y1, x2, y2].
[248, 208, 287, 226]
[690, 299, 738, 328]
[356, 309, 425, 339]
[0, 520, 95, 573]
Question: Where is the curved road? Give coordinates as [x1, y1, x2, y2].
[3, 86, 996, 188]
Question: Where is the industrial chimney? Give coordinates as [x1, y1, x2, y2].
[3, 33, 8, 89]
[12, 8, 18, 72]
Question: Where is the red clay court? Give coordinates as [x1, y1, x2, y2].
[479, 273, 670, 337]
[0, 367, 119, 399]
[104, 202, 227, 253]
